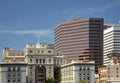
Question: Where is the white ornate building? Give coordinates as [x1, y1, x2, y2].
[0, 43, 67, 83]
[0, 43, 95, 83]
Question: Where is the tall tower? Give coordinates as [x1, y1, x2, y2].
[104, 24, 120, 65]
[55, 18, 103, 73]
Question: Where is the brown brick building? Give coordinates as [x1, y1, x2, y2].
[54, 18, 103, 73]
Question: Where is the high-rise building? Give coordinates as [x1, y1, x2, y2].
[104, 24, 120, 65]
[55, 18, 103, 73]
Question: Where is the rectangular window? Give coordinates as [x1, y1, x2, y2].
[48, 50, 51, 53]
[43, 59, 45, 64]
[39, 59, 41, 63]
[29, 50, 33, 53]
[13, 67, 16, 71]
[41, 50, 44, 53]
[30, 59, 32, 63]
[17, 67, 20, 71]
[8, 67, 11, 71]
[36, 59, 38, 64]
[8, 79, 11, 82]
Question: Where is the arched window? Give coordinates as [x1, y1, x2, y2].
[35, 66, 46, 83]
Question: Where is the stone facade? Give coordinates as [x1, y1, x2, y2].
[0, 63, 27, 83]
[98, 65, 120, 83]
[61, 60, 95, 83]
[1, 43, 95, 83]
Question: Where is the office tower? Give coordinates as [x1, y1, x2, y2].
[104, 24, 120, 65]
[55, 18, 103, 73]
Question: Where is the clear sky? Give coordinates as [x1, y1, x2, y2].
[0, 0, 120, 60]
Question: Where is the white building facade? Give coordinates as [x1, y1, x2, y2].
[104, 24, 120, 65]
[0, 63, 27, 83]
[25, 43, 66, 83]
[61, 60, 95, 83]
[1, 43, 95, 83]
[1, 43, 67, 83]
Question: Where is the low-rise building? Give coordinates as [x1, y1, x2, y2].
[61, 60, 95, 83]
[98, 65, 120, 83]
[1, 43, 67, 83]
[1, 43, 95, 83]
[0, 62, 27, 83]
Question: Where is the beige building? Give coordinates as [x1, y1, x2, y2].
[1, 43, 96, 83]
[25, 43, 66, 83]
[1, 43, 67, 83]
[98, 65, 120, 83]
[60, 60, 95, 83]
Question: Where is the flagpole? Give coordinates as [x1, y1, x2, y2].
[38, 34, 39, 43]
[37, 32, 40, 43]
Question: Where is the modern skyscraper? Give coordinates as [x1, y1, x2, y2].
[55, 18, 103, 73]
[104, 24, 120, 65]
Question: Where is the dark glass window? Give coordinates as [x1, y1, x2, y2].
[29, 50, 33, 53]
[13, 67, 16, 71]
[41, 50, 44, 53]
[17, 67, 20, 71]
[36, 59, 38, 63]
[48, 50, 51, 53]
[8, 67, 11, 71]
[43, 59, 45, 63]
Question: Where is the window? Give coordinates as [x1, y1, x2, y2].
[36, 59, 38, 63]
[13, 79, 15, 82]
[17, 79, 20, 82]
[8, 67, 11, 71]
[80, 67, 81, 70]
[39, 59, 41, 63]
[13, 67, 16, 71]
[87, 67, 89, 70]
[13, 74, 16, 77]
[30, 66, 32, 69]
[30, 59, 32, 63]
[8, 74, 11, 77]
[8, 80, 11, 82]
[48, 50, 51, 53]
[17, 74, 20, 77]
[41, 50, 44, 53]
[117, 75, 119, 78]
[117, 68, 119, 70]
[42, 45, 44, 47]
[87, 77, 89, 80]
[29, 50, 33, 53]
[38, 50, 40, 53]
[17, 67, 20, 71]
[49, 59, 51, 63]
[43, 59, 45, 64]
